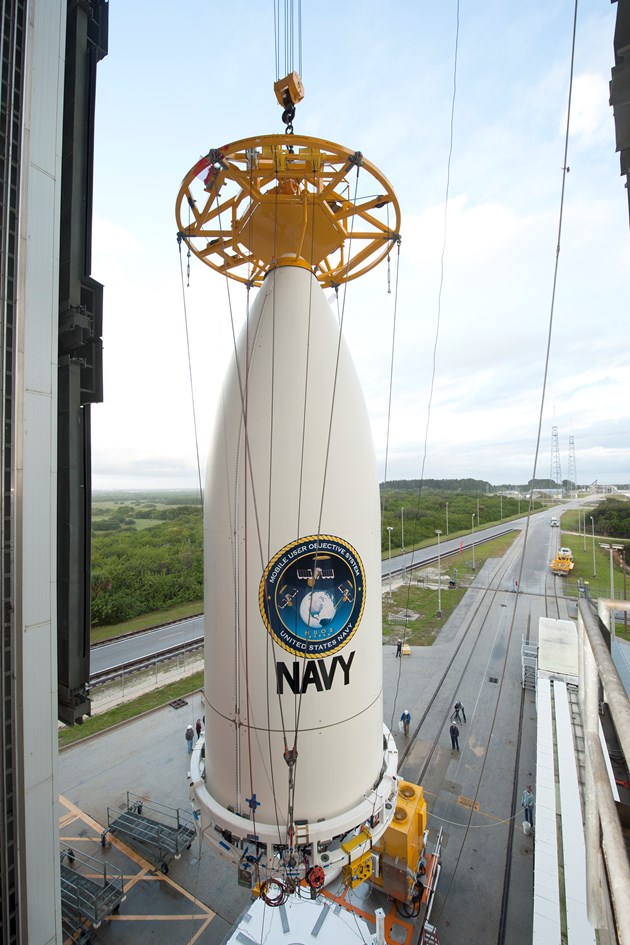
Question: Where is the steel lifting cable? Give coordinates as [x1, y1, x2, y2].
[263, 159, 369, 857]
[177, 239, 205, 509]
[381, 241, 404, 734]
[176, 233, 207, 735]
[273, 1, 279, 80]
[241, 270, 287, 867]
[380, 237, 402, 616]
[381, 239, 402, 488]
[388, 0, 461, 735]
[259, 172, 302, 861]
[514, 0, 579, 599]
[274, 0, 302, 82]
[242, 226, 259, 862]
[314, 161, 363, 539]
[175, 218, 214, 752]
[289, 0, 296, 77]
[429, 0, 580, 931]
[219, 156, 339, 871]
[210, 203, 290, 839]
[280, 178, 321, 852]
[229, 162, 318, 865]
[281, 163, 371, 854]
[260, 180, 293, 853]
[291, 161, 364, 755]
[298, 0, 302, 77]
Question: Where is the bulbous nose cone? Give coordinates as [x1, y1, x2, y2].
[202, 265, 385, 827]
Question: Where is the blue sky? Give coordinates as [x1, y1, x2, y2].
[91, 1, 629, 490]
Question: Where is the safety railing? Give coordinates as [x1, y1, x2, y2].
[577, 598, 630, 945]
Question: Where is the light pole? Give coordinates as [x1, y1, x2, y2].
[477, 497, 480, 527]
[582, 509, 586, 551]
[590, 516, 596, 578]
[436, 529, 442, 616]
[387, 526, 393, 599]
[401, 508, 405, 553]
[500, 495, 503, 521]
[600, 543, 625, 601]
[622, 548, 628, 635]
[446, 501, 449, 537]
[610, 545, 626, 600]
[600, 544, 614, 600]
[471, 513, 476, 571]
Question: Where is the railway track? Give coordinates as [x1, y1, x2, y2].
[396, 535, 524, 774]
[495, 570, 561, 944]
[392, 527, 539, 945]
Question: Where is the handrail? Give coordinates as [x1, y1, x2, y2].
[577, 599, 630, 944]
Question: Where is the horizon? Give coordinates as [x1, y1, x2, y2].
[92, 480, 630, 496]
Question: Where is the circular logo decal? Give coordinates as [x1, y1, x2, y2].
[259, 535, 365, 658]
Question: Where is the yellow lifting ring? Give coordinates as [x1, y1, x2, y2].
[175, 133, 401, 289]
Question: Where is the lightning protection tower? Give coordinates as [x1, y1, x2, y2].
[567, 435, 577, 497]
[550, 425, 562, 491]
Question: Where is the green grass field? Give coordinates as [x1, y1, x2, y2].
[382, 532, 517, 645]
[59, 671, 204, 748]
[553, 519, 630, 640]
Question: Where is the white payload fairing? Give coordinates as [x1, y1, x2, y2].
[176, 135, 401, 888]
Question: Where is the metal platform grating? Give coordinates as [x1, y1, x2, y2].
[533, 677, 561, 944]
[554, 681, 595, 945]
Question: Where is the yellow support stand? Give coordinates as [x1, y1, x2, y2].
[341, 828, 373, 889]
[342, 849, 373, 888]
[371, 780, 427, 902]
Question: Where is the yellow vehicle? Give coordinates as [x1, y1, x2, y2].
[550, 547, 574, 575]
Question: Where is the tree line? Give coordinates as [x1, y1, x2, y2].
[591, 498, 630, 540]
[91, 504, 203, 626]
[380, 488, 538, 552]
[90, 489, 544, 627]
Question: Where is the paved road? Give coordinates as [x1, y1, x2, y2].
[91, 615, 204, 676]
[381, 519, 525, 578]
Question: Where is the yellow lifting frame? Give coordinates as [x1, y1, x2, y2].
[175, 133, 401, 288]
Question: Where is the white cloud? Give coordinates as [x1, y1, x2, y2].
[567, 72, 611, 143]
[88, 0, 629, 490]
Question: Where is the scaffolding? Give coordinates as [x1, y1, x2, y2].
[101, 792, 196, 874]
[59, 844, 125, 932]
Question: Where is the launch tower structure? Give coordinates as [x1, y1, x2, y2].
[176, 133, 403, 890]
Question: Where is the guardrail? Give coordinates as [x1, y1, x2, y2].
[90, 637, 204, 686]
[383, 526, 518, 579]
